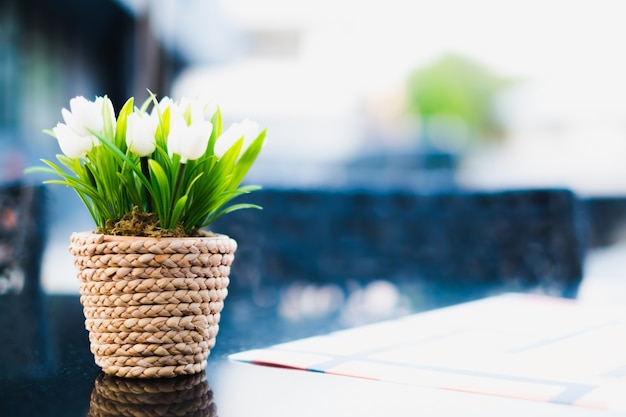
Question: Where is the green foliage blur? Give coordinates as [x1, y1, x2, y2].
[406, 53, 513, 143]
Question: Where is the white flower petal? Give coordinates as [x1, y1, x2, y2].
[126, 112, 157, 156]
[98, 96, 117, 137]
[62, 96, 107, 137]
[167, 100, 212, 163]
[168, 117, 211, 162]
[52, 123, 95, 158]
[214, 118, 261, 158]
[239, 118, 261, 144]
[181, 121, 212, 161]
[167, 114, 185, 158]
[153, 96, 173, 117]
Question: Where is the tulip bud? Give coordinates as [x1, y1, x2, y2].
[62, 96, 105, 137]
[168, 117, 212, 163]
[52, 122, 96, 158]
[126, 111, 157, 156]
[214, 118, 261, 158]
[167, 99, 212, 163]
[152, 96, 173, 117]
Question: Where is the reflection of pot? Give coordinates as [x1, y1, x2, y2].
[87, 371, 217, 417]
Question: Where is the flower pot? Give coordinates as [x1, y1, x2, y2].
[69, 231, 237, 378]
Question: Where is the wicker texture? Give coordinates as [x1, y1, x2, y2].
[70, 232, 236, 378]
[87, 371, 217, 417]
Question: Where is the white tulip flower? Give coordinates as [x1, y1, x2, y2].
[126, 111, 157, 156]
[176, 96, 216, 120]
[214, 118, 261, 158]
[52, 122, 97, 158]
[61, 96, 105, 137]
[167, 102, 212, 163]
[152, 96, 173, 118]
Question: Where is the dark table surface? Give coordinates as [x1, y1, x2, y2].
[0, 281, 617, 417]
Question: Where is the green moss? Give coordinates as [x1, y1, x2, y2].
[97, 206, 189, 237]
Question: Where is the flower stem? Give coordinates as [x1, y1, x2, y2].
[140, 156, 152, 212]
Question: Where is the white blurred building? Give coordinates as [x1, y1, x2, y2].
[118, 0, 626, 194]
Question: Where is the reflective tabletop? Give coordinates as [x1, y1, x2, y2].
[1, 280, 621, 417]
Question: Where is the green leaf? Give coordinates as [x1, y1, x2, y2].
[206, 108, 223, 157]
[139, 92, 155, 112]
[230, 129, 266, 187]
[154, 103, 170, 149]
[116, 172, 143, 209]
[147, 158, 170, 223]
[205, 203, 262, 225]
[169, 195, 188, 230]
[102, 96, 115, 140]
[115, 97, 134, 148]
[93, 130, 154, 195]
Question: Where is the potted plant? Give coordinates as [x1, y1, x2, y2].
[27, 93, 266, 378]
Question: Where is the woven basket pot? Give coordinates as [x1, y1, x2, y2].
[69, 231, 237, 379]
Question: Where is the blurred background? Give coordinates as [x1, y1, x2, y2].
[3, 0, 626, 295]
